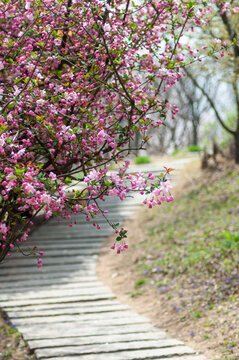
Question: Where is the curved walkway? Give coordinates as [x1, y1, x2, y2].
[0, 157, 206, 360]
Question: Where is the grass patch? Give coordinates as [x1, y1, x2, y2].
[130, 289, 144, 298]
[134, 278, 148, 288]
[192, 310, 201, 319]
[134, 156, 151, 165]
[171, 149, 181, 156]
[188, 144, 201, 152]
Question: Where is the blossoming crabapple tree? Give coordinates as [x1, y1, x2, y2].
[0, 0, 233, 264]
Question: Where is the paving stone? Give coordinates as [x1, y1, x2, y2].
[0, 280, 108, 294]
[28, 332, 169, 349]
[8, 304, 130, 318]
[35, 344, 194, 359]
[47, 208, 138, 219]
[0, 262, 95, 275]
[0, 276, 98, 289]
[19, 323, 156, 340]
[34, 226, 111, 236]
[13, 311, 149, 326]
[21, 242, 102, 250]
[30, 234, 106, 241]
[0, 255, 97, 268]
[10, 248, 100, 259]
[4, 299, 121, 313]
[0, 270, 95, 282]
[44, 356, 205, 360]
[0, 285, 112, 302]
[0, 293, 115, 308]
[32, 230, 106, 237]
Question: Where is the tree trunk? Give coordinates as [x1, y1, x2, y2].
[235, 131, 239, 164]
[191, 102, 199, 146]
[192, 120, 198, 146]
[134, 131, 140, 156]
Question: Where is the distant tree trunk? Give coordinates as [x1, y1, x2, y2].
[234, 130, 239, 164]
[135, 131, 140, 156]
[186, 70, 238, 162]
[192, 117, 199, 145]
[191, 102, 200, 146]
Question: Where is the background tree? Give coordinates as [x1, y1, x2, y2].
[184, 1, 239, 161]
[175, 76, 210, 148]
[146, 75, 211, 154]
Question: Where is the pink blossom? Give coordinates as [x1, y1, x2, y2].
[22, 182, 35, 195]
[108, 188, 119, 197]
[0, 222, 8, 235]
[103, 24, 111, 32]
[110, 172, 122, 185]
[37, 258, 43, 268]
[159, 180, 172, 195]
[49, 172, 57, 181]
[84, 169, 100, 183]
[54, 38, 62, 46]
[25, 0, 31, 10]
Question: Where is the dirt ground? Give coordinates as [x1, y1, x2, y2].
[96, 159, 239, 360]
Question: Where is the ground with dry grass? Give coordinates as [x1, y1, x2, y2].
[97, 159, 239, 360]
[0, 310, 34, 360]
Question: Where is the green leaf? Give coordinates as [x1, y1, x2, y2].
[187, 1, 195, 9]
[64, 177, 72, 185]
[15, 169, 25, 176]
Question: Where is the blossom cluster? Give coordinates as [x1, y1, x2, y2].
[0, 0, 236, 264]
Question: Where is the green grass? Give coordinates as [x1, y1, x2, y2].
[171, 149, 180, 156]
[134, 156, 151, 165]
[192, 310, 201, 319]
[188, 144, 201, 152]
[134, 278, 148, 288]
[130, 289, 144, 298]
[171, 147, 201, 157]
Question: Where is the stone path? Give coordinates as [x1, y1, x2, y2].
[0, 157, 206, 360]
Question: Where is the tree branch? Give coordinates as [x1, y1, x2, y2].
[219, 9, 239, 58]
[185, 68, 235, 135]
